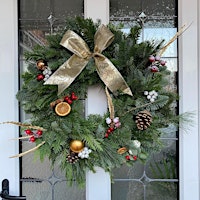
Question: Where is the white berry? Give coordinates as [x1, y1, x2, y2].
[133, 140, 141, 148]
[113, 117, 119, 123]
[106, 117, 112, 124]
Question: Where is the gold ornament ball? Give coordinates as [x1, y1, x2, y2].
[36, 59, 47, 70]
[70, 140, 84, 153]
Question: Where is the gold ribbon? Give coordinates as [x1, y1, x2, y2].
[44, 25, 133, 96]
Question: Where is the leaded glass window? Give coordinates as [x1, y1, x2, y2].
[18, 1, 85, 199]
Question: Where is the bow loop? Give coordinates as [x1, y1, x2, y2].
[94, 25, 114, 52]
[60, 30, 91, 59]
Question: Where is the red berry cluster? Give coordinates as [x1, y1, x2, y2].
[148, 55, 166, 73]
[104, 126, 115, 138]
[125, 155, 137, 161]
[64, 92, 78, 105]
[25, 129, 43, 143]
[104, 117, 121, 138]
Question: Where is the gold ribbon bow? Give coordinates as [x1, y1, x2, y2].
[44, 25, 133, 96]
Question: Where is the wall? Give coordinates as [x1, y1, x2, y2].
[178, 0, 200, 199]
[0, 0, 19, 197]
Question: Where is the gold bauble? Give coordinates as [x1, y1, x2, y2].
[36, 59, 47, 70]
[70, 140, 84, 153]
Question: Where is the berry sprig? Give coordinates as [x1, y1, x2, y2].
[78, 147, 92, 159]
[118, 140, 145, 161]
[104, 117, 121, 138]
[36, 60, 52, 81]
[64, 92, 78, 105]
[148, 55, 166, 73]
[24, 129, 43, 143]
[144, 90, 158, 102]
[50, 92, 78, 108]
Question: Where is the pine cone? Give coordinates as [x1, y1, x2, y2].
[67, 151, 79, 164]
[135, 110, 152, 130]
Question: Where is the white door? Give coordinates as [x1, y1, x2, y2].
[0, 0, 199, 200]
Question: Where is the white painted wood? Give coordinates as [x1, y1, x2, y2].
[85, 86, 110, 200]
[84, 0, 109, 25]
[178, 0, 200, 199]
[0, 0, 19, 197]
[84, 1, 111, 200]
[86, 167, 111, 200]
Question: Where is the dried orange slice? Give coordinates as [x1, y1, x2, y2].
[117, 147, 127, 154]
[55, 102, 71, 116]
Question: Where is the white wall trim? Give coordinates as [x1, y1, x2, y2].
[0, 0, 19, 197]
[178, 0, 200, 199]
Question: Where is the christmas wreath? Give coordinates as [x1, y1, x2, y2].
[10, 17, 185, 185]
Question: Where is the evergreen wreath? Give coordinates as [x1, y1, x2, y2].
[14, 17, 183, 185]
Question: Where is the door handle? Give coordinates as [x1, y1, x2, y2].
[0, 179, 26, 200]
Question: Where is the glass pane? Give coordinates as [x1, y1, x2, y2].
[110, 0, 177, 28]
[19, 1, 84, 199]
[143, 28, 178, 57]
[112, 181, 144, 200]
[22, 181, 52, 200]
[19, 0, 83, 30]
[54, 181, 85, 200]
[146, 182, 178, 200]
[146, 140, 178, 179]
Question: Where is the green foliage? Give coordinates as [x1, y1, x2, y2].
[17, 17, 181, 186]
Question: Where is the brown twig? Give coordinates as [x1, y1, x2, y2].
[9, 141, 45, 158]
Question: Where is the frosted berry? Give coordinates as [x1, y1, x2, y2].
[106, 117, 112, 124]
[160, 60, 166, 66]
[115, 122, 121, 128]
[149, 55, 155, 62]
[155, 56, 160, 61]
[113, 117, 119, 123]
[151, 66, 159, 72]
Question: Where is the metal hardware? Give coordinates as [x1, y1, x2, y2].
[0, 179, 26, 200]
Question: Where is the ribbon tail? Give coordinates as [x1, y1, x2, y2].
[44, 54, 89, 95]
[94, 56, 133, 96]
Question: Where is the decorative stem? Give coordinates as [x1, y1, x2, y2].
[9, 141, 45, 158]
